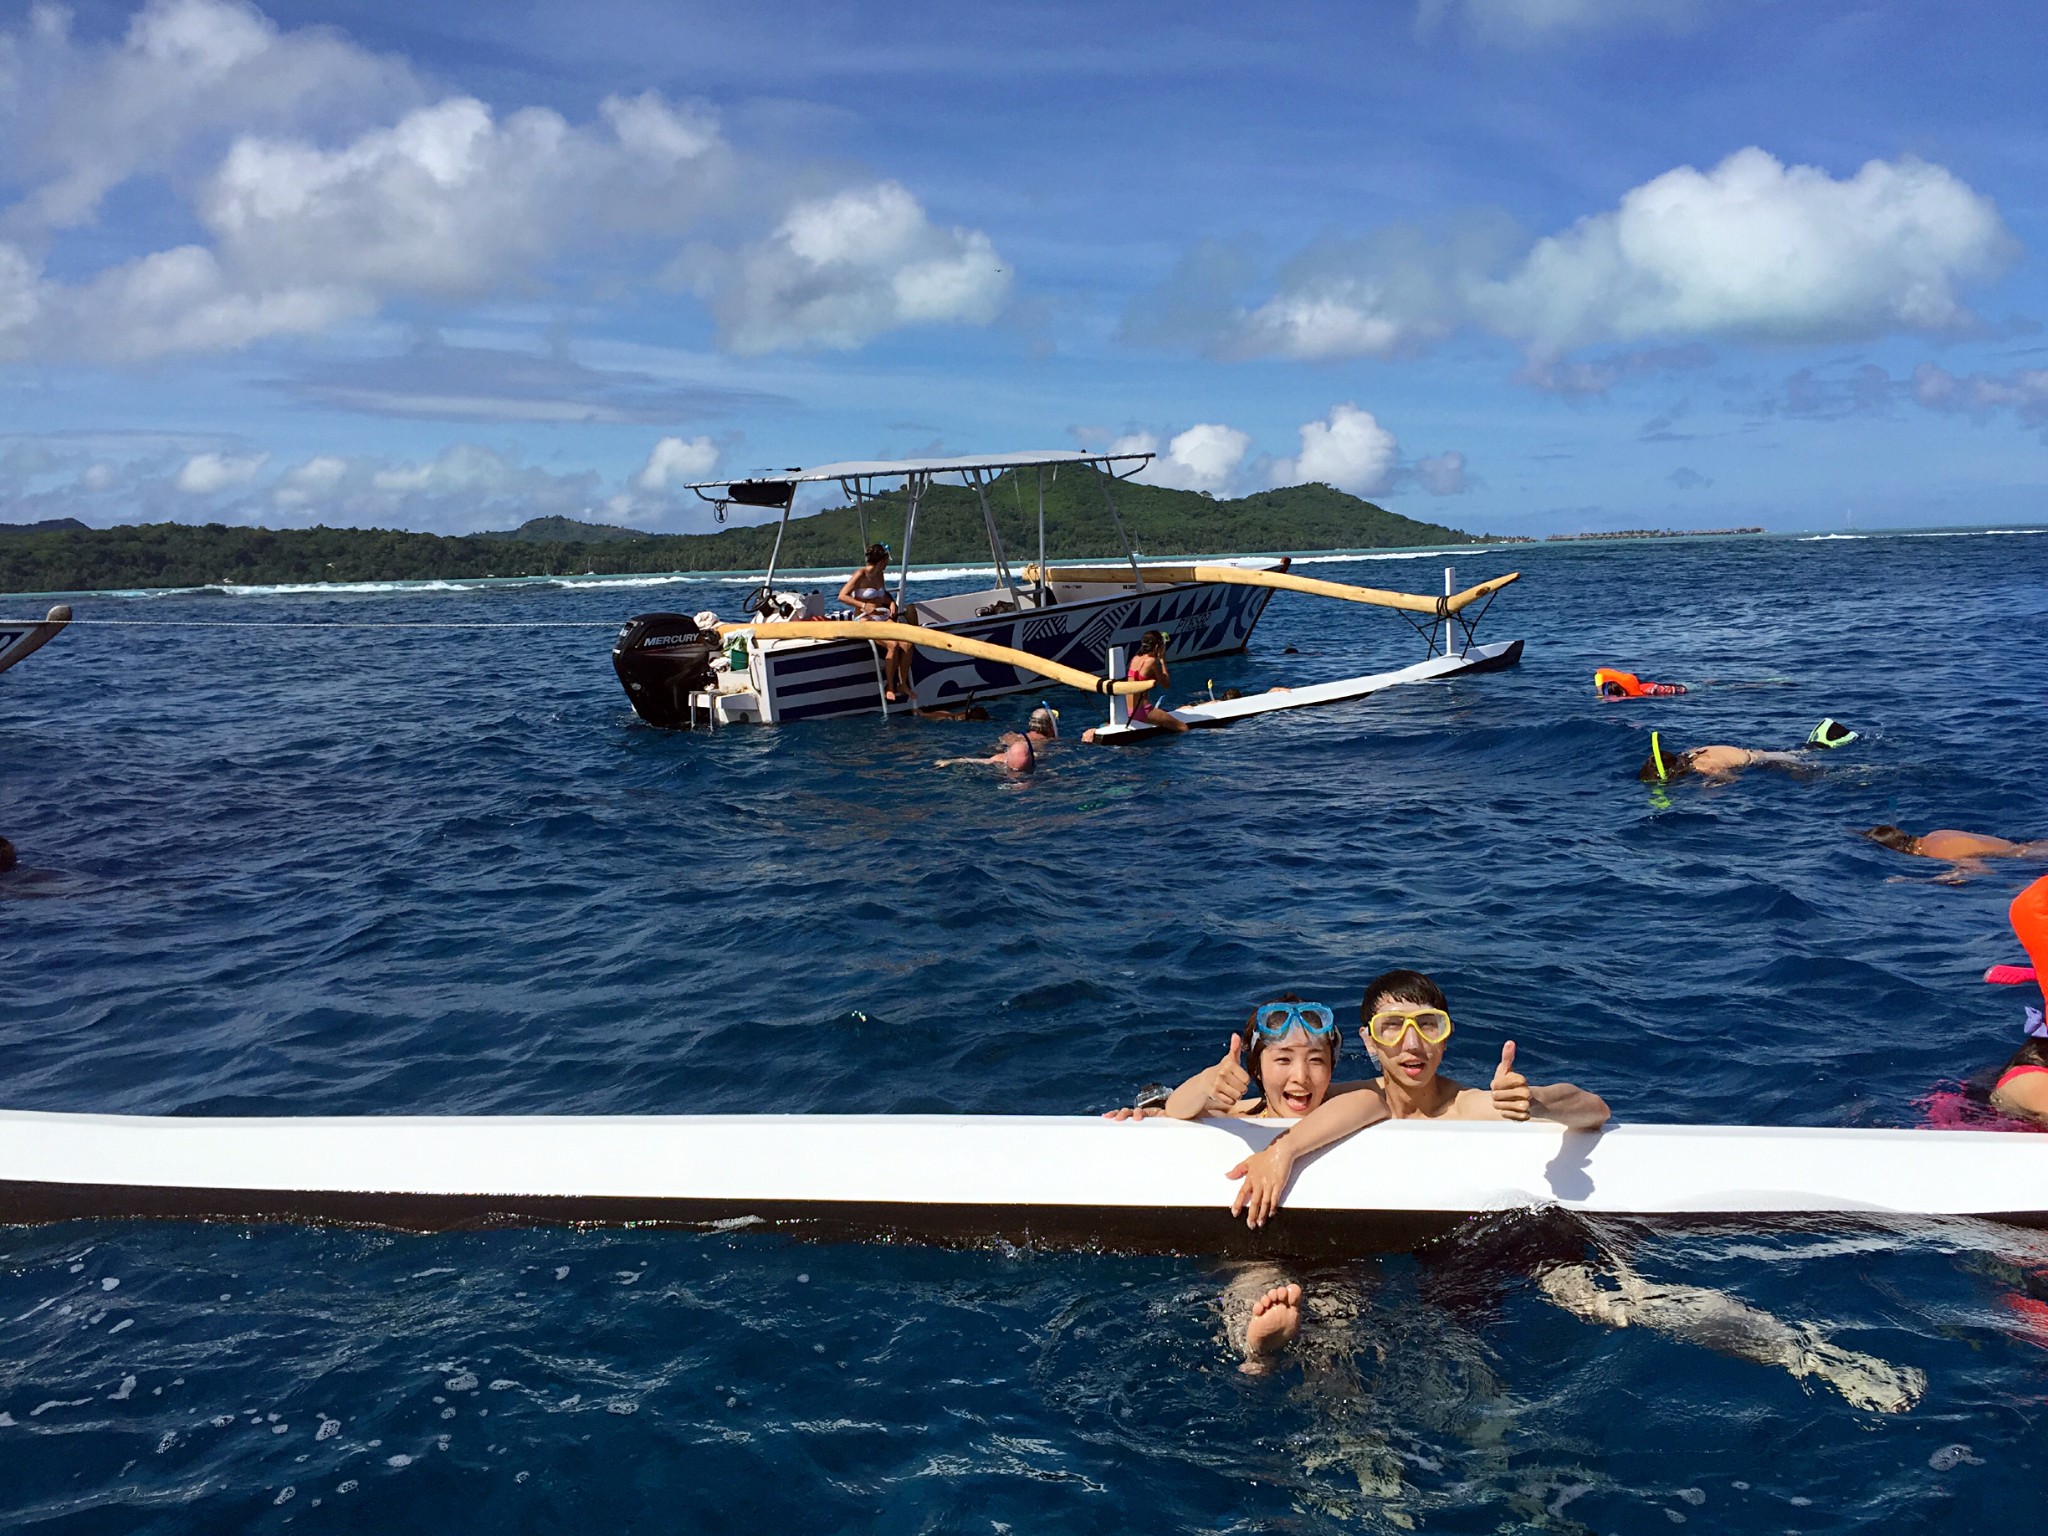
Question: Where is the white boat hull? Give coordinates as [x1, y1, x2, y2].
[750, 578, 1275, 722]
[3, 1112, 2043, 1255]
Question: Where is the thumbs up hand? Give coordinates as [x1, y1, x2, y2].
[1209, 1033, 1251, 1112]
[1490, 1041, 1531, 1121]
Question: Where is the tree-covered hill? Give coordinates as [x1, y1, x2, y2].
[0, 470, 1477, 594]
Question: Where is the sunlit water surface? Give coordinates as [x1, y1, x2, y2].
[3, 529, 2047, 1531]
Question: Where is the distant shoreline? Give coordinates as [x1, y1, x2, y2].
[3, 523, 2040, 602]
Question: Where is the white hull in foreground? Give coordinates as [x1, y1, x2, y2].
[3, 1112, 2043, 1255]
[1089, 638, 1524, 740]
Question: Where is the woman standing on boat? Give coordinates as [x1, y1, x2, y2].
[839, 543, 914, 703]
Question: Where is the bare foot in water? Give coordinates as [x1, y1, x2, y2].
[1241, 1283, 1303, 1372]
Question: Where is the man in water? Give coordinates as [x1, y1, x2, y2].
[1863, 825, 2046, 882]
[935, 734, 1035, 773]
[1637, 719, 1857, 782]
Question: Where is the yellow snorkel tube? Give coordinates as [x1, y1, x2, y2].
[1645, 730, 1672, 811]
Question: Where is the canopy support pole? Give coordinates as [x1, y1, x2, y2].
[1098, 465, 1144, 592]
[758, 492, 795, 613]
[968, 468, 1015, 594]
[895, 474, 926, 608]
[1035, 469, 1048, 606]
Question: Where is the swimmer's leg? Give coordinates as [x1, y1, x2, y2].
[1220, 1264, 1302, 1374]
[1243, 1284, 1303, 1371]
[1537, 1258, 1925, 1413]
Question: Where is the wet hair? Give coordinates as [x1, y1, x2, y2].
[1138, 630, 1168, 656]
[1360, 969, 1448, 1022]
[1637, 747, 1696, 783]
[1862, 824, 1918, 854]
[864, 543, 890, 565]
[963, 705, 990, 721]
[1997, 1039, 2048, 1094]
[1243, 991, 1338, 1095]
[1027, 707, 1058, 736]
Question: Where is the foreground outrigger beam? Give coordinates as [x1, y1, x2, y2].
[727, 619, 1156, 698]
[3, 1111, 2044, 1258]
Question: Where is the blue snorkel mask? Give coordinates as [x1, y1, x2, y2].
[1253, 1001, 1338, 1040]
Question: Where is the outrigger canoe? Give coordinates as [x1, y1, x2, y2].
[608, 451, 1523, 727]
[4, 1111, 2044, 1258]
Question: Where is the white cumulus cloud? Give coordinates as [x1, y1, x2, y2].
[1274, 404, 1400, 497]
[1136, 424, 1253, 494]
[1139, 149, 2014, 390]
[1477, 148, 2014, 355]
[1089, 407, 1459, 500]
[175, 449, 268, 493]
[0, 2, 1008, 363]
[635, 435, 719, 491]
[1417, 0, 1700, 44]
[1413, 450, 1469, 496]
[2, 0, 421, 234]
[1912, 362, 2048, 435]
[705, 181, 1011, 353]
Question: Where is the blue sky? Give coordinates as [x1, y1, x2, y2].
[2, 0, 2044, 537]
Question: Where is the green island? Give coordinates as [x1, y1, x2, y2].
[0, 470, 1478, 595]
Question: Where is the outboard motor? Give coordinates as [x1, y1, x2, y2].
[612, 612, 722, 728]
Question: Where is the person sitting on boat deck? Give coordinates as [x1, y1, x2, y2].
[1988, 874, 2048, 1127]
[839, 543, 916, 702]
[1080, 630, 1188, 742]
[1103, 993, 1380, 1370]
[1224, 969, 1611, 1232]
[1862, 825, 2048, 882]
[1595, 667, 1687, 699]
[1636, 719, 1858, 783]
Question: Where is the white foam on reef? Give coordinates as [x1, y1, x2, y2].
[70, 543, 1485, 599]
[1904, 528, 2045, 538]
[1800, 534, 1870, 541]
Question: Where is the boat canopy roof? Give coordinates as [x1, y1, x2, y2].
[682, 450, 1152, 492]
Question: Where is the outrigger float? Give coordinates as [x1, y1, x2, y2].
[4, 1110, 2045, 1258]
[609, 451, 1523, 730]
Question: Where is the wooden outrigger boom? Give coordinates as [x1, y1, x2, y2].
[1026, 564, 1520, 617]
[726, 619, 1156, 697]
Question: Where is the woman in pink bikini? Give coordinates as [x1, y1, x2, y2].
[1121, 630, 1188, 734]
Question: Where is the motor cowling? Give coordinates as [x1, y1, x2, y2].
[612, 612, 723, 728]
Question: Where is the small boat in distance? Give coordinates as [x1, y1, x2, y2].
[609, 451, 1522, 728]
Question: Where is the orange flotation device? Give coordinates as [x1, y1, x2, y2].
[1594, 668, 1687, 699]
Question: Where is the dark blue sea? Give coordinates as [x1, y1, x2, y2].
[3, 528, 2047, 1532]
